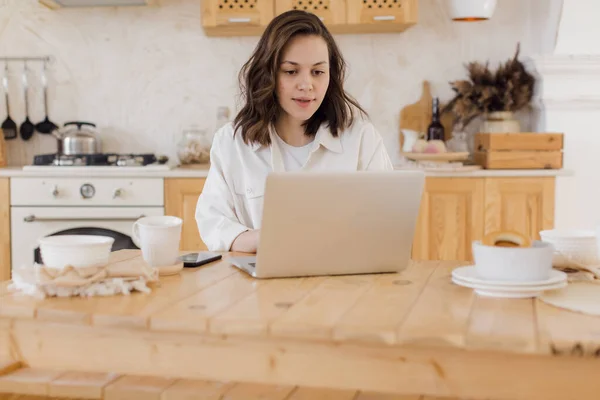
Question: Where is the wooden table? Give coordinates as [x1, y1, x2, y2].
[1, 252, 599, 400]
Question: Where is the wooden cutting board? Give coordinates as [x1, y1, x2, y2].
[399, 81, 454, 150]
[0, 129, 7, 167]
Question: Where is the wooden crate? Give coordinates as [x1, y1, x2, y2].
[474, 151, 563, 169]
[474, 133, 564, 169]
[475, 132, 563, 151]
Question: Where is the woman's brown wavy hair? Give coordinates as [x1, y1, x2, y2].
[233, 10, 367, 146]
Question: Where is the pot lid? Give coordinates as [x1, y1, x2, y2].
[59, 121, 98, 138]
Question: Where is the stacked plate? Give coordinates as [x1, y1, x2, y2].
[452, 266, 568, 298]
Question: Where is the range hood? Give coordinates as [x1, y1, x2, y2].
[39, 0, 157, 8]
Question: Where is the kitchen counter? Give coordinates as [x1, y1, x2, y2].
[0, 164, 211, 178]
[1, 251, 598, 400]
[0, 164, 573, 178]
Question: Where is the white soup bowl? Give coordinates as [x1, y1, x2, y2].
[472, 240, 554, 282]
[39, 235, 114, 269]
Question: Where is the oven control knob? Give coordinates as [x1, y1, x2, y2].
[80, 183, 96, 199]
[51, 185, 59, 198]
[113, 188, 123, 199]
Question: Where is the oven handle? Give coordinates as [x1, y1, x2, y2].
[23, 215, 146, 223]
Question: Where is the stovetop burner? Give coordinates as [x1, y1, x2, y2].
[33, 153, 169, 167]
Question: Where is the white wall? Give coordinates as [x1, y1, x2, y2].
[531, 0, 600, 231]
[0, 0, 562, 166]
[554, 0, 600, 55]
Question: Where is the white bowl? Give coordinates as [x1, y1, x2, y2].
[472, 240, 554, 282]
[39, 235, 115, 269]
[540, 229, 599, 267]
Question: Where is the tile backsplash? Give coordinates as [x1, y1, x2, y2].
[0, 0, 562, 166]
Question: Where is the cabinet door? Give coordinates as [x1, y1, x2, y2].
[276, 0, 346, 27]
[202, 0, 275, 36]
[484, 177, 555, 240]
[412, 178, 485, 262]
[165, 178, 208, 252]
[0, 178, 10, 281]
[345, 0, 418, 33]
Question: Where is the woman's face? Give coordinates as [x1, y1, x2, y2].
[276, 34, 330, 124]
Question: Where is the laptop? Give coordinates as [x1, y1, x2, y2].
[229, 170, 425, 279]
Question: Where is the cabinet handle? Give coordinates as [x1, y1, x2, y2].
[228, 17, 252, 23]
[23, 215, 145, 223]
[373, 15, 396, 21]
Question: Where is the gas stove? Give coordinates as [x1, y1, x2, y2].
[31, 153, 169, 167]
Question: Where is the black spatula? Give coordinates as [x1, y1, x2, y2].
[1, 64, 17, 140]
[19, 64, 35, 141]
[35, 62, 57, 134]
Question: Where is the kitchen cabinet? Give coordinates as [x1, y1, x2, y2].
[164, 178, 208, 252]
[201, 0, 275, 37]
[412, 178, 485, 262]
[202, 0, 418, 36]
[39, 0, 158, 9]
[483, 177, 555, 241]
[0, 178, 10, 281]
[275, 0, 347, 29]
[343, 0, 418, 33]
[412, 177, 556, 262]
[164, 175, 556, 261]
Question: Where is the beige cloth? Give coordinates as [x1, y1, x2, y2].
[9, 250, 159, 299]
[540, 281, 600, 316]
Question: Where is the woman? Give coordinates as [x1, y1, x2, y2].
[196, 10, 394, 253]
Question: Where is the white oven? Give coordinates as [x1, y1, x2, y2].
[10, 177, 165, 271]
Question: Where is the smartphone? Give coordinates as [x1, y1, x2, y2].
[178, 252, 222, 268]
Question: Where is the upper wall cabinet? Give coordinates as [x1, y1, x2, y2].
[202, 0, 418, 37]
[343, 0, 418, 33]
[39, 0, 157, 9]
[275, 0, 347, 29]
[202, 0, 275, 37]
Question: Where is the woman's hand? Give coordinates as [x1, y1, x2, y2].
[231, 229, 260, 253]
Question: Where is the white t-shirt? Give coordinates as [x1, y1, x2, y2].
[195, 118, 394, 251]
[273, 132, 314, 171]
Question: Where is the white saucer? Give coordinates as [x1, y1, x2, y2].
[452, 277, 567, 298]
[451, 266, 568, 298]
[452, 266, 567, 287]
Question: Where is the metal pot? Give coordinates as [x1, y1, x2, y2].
[54, 121, 101, 155]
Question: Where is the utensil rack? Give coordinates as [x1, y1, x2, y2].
[1, 56, 57, 143]
[0, 56, 53, 63]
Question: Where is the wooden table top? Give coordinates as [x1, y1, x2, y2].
[1, 250, 599, 357]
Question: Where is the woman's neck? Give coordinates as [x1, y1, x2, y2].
[274, 114, 314, 147]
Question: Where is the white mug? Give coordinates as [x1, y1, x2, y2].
[132, 216, 183, 267]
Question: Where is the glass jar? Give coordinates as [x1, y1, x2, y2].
[446, 129, 470, 153]
[176, 128, 212, 165]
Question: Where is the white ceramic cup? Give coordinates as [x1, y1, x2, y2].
[132, 216, 182, 267]
[472, 240, 554, 282]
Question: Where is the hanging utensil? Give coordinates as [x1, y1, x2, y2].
[35, 62, 58, 134]
[19, 63, 35, 141]
[1, 64, 17, 140]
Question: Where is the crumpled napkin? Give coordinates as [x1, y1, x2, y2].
[8, 249, 160, 299]
[551, 249, 600, 283]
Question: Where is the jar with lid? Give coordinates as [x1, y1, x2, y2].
[176, 128, 212, 165]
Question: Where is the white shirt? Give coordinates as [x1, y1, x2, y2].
[195, 118, 394, 251]
[273, 132, 313, 171]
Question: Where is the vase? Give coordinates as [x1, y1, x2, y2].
[481, 111, 521, 133]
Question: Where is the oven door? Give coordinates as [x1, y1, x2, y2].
[11, 206, 164, 270]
